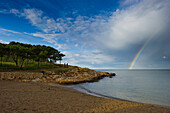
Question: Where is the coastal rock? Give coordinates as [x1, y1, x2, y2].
[42, 78, 47, 82]
[54, 68, 116, 84]
[22, 79, 31, 82]
[52, 75, 61, 79]
[0, 67, 115, 84]
[32, 78, 42, 82]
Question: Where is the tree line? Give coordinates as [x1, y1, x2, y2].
[0, 41, 65, 68]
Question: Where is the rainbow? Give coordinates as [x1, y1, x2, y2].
[128, 39, 150, 69]
[128, 27, 162, 70]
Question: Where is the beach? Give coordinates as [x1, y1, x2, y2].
[0, 80, 170, 113]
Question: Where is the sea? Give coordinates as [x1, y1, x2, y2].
[69, 69, 170, 107]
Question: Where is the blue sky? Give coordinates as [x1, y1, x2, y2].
[0, 0, 170, 69]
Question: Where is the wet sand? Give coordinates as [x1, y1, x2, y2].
[0, 80, 169, 113]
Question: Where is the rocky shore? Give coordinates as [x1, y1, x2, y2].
[0, 68, 115, 84]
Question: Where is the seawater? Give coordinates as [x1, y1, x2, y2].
[76, 69, 170, 106]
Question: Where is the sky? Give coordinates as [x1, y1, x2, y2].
[0, 0, 170, 69]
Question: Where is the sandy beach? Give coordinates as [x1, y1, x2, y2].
[0, 80, 170, 113]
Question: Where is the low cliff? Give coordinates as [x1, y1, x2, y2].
[0, 68, 115, 85]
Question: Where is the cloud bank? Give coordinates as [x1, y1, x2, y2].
[0, 0, 170, 68]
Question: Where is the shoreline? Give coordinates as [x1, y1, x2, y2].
[1, 80, 170, 113]
[66, 84, 170, 108]
[66, 85, 137, 101]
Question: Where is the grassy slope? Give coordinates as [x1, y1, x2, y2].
[0, 61, 78, 73]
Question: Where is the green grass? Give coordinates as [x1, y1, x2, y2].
[54, 68, 73, 73]
[0, 61, 79, 73]
[0, 61, 58, 71]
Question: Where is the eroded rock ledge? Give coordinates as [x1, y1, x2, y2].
[0, 68, 115, 85]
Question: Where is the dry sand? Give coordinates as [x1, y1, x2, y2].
[0, 80, 169, 113]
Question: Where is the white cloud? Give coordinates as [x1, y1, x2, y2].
[75, 44, 78, 47]
[1, 1, 169, 50]
[31, 32, 68, 49]
[10, 9, 22, 17]
[75, 53, 80, 57]
[0, 40, 9, 44]
[61, 0, 169, 68]
[22, 9, 59, 33]
[5, 8, 71, 49]
[7, 8, 69, 34]
[50, 0, 169, 51]
[99, 0, 169, 50]
[0, 28, 21, 34]
[54, 43, 68, 49]
[31, 32, 60, 40]
[163, 56, 166, 59]
[120, 0, 140, 6]
[1, 0, 169, 68]
[62, 50, 115, 67]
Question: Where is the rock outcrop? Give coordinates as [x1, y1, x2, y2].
[55, 68, 115, 84]
[0, 68, 115, 85]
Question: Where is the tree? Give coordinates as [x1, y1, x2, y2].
[7, 44, 20, 67]
[0, 43, 6, 65]
[32, 45, 42, 67]
[18, 46, 28, 68]
[1, 41, 65, 69]
[7, 42, 29, 68]
[58, 53, 65, 64]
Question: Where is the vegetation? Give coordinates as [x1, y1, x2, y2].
[0, 41, 65, 70]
